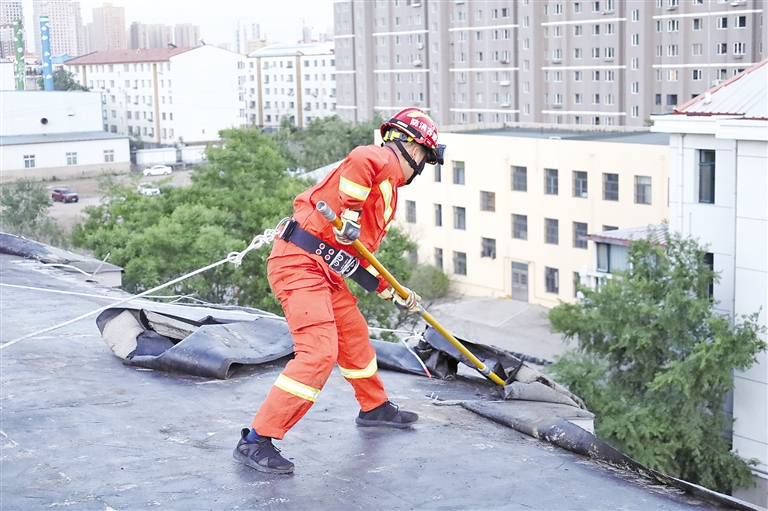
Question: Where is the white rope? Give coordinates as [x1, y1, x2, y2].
[1, 220, 288, 351]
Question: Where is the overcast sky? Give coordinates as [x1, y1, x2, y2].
[22, 0, 335, 51]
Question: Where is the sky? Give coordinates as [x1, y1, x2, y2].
[22, 0, 335, 52]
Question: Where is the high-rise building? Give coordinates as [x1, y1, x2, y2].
[174, 23, 200, 48]
[128, 22, 172, 50]
[333, 0, 766, 127]
[0, 1, 23, 58]
[87, 2, 126, 52]
[32, 0, 83, 58]
[233, 21, 260, 54]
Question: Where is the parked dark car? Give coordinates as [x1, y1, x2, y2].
[51, 188, 79, 203]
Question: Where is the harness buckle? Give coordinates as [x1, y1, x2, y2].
[328, 250, 359, 278]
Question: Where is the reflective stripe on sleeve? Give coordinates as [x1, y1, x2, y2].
[339, 176, 371, 201]
[339, 356, 378, 379]
[379, 180, 394, 222]
[274, 374, 321, 402]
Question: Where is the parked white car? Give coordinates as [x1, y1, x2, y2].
[143, 164, 172, 176]
[138, 183, 161, 196]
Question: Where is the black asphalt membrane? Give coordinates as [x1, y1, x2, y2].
[0, 252, 749, 511]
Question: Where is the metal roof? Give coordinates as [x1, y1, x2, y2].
[0, 131, 129, 146]
[675, 58, 768, 120]
[588, 224, 667, 247]
[64, 47, 195, 65]
[248, 41, 334, 58]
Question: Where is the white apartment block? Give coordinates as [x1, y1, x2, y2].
[652, 59, 768, 508]
[246, 42, 337, 129]
[65, 46, 247, 145]
[32, 0, 83, 58]
[0, 90, 129, 181]
[333, 0, 766, 128]
[394, 128, 670, 307]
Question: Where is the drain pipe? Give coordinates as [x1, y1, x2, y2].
[678, 133, 685, 234]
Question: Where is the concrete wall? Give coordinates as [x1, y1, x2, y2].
[395, 131, 670, 307]
[1, 91, 104, 135]
[135, 147, 176, 166]
[656, 118, 768, 507]
[1, 138, 130, 181]
[0, 60, 15, 90]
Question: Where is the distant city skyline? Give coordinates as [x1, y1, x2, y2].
[20, 0, 334, 53]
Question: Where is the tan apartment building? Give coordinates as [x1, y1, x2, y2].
[333, 0, 766, 127]
[394, 128, 670, 307]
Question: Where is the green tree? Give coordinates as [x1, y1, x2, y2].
[0, 178, 69, 247]
[73, 127, 308, 312]
[547, 228, 765, 493]
[37, 68, 89, 91]
[286, 114, 384, 172]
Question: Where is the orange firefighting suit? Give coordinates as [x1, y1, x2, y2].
[251, 144, 405, 440]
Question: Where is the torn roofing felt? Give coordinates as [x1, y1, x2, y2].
[96, 308, 294, 379]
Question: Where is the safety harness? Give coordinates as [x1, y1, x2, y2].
[278, 218, 380, 292]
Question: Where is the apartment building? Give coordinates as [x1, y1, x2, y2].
[333, 0, 765, 127]
[174, 23, 200, 48]
[652, 60, 768, 507]
[32, 0, 83, 59]
[65, 46, 246, 145]
[246, 42, 337, 129]
[0, 0, 23, 59]
[394, 128, 669, 307]
[81, 2, 126, 54]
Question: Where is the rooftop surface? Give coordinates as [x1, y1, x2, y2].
[457, 127, 671, 145]
[248, 42, 335, 58]
[0, 250, 745, 510]
[64, 47, 195, 65]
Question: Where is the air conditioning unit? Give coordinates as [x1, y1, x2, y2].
[413, 59, 423, 67]
[417, 43, 424, 50]
[500, 102, 510, 108]
[730, 0, 746, 5]
[501, 58, 510, 64]
[500, 80, 511, 86]
[666, 5, 677, 10]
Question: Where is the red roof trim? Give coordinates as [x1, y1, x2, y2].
[65, 47, 195, 65]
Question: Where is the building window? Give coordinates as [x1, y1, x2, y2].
[545, 218, 559, 244]
[481, 238, 496, 259]
[603, 173, 619, 201]
[454, 206, 466, 230]
[513, 214, 528, 240]
[545, 267, 559, 294]
[573, 222, 588, 249]
[703, 252, 714, 299]
[406, 200, 416, 223]
[435, 204, 442, 227]
[66, 152, 78, 165]
[453, 251, 467, 275]
[104, 149, 114, 163]
[434, 163, 442, 182]
[735, 15, 746, 28]
[573, 171, 588, 198]
[717, 16, 727, 29]
[453, 161, 465, 185]
[699, 150, 716, 204]
[693, 69, 702, 80]
[435, 248, 443, 269]
[512, 166, 527, 191]
[480, 191, 496, 212]
[635, 176, 652, 204]
[667, 94, 678, 106]
[23, 154, 35, 168]
[545, 168, 558, 195]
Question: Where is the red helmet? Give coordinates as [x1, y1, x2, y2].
[380, 108, 444, 165]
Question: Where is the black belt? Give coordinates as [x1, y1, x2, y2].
[279, 219, 380, 293]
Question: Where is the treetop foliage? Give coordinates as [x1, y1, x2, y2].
[548, 227, 766, 493]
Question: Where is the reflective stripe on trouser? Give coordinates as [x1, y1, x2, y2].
[252, 248, 388, 440]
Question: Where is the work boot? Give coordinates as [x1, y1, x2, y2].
[233, 428, 294, 474]
[356, 400, 418, 428]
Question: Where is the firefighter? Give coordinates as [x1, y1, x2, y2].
[234, 108, 446, 474]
